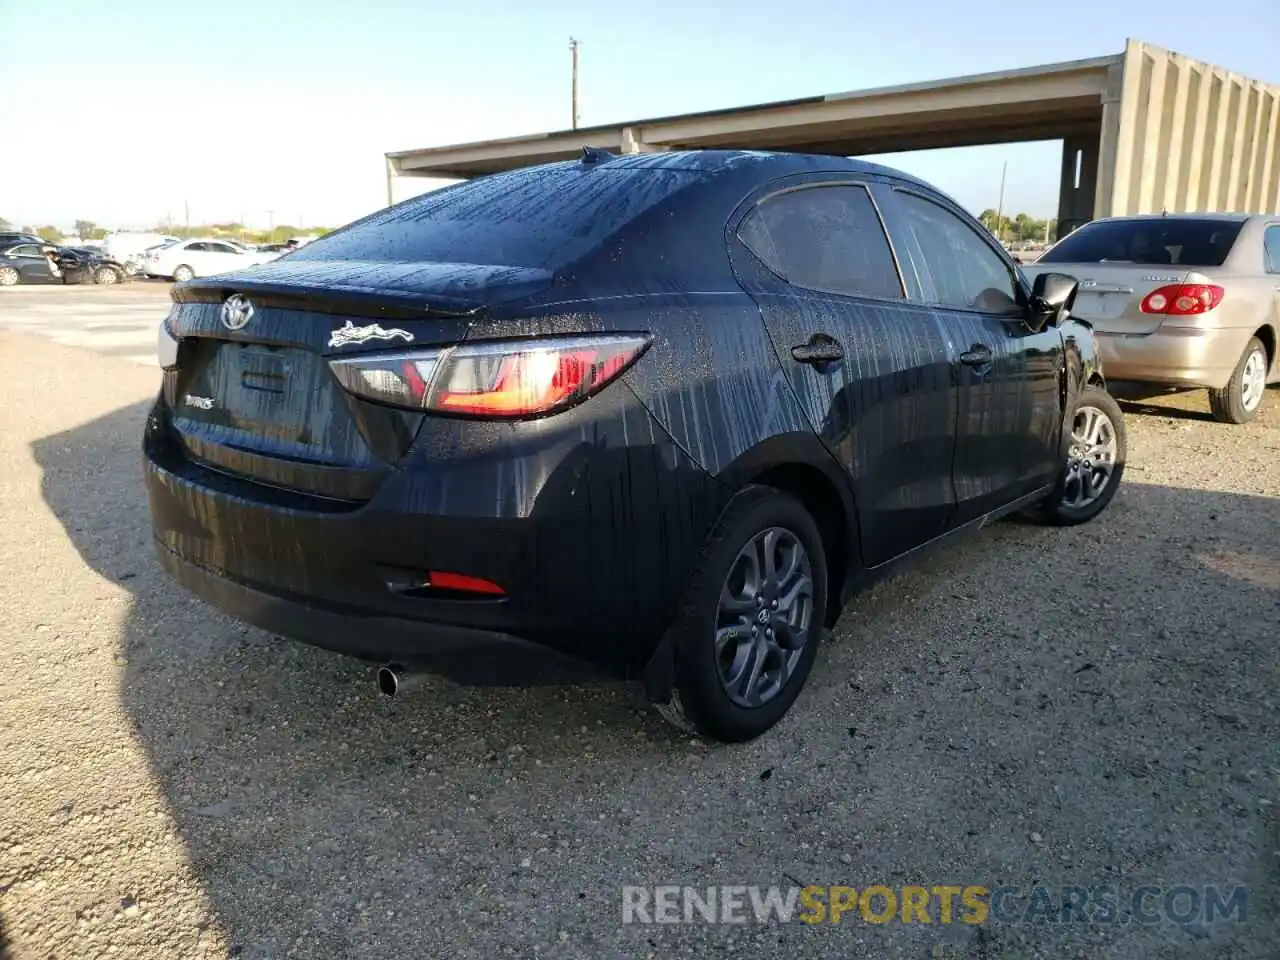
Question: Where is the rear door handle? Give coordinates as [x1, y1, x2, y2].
[960, 344, 993, 366]
[792, 335, 844, 365]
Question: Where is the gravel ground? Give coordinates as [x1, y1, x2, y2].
[1, 329, 1277, 960]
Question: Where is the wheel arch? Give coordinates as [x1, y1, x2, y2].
[1252, 323, 1277, 379]
[715, 432, 860, 628]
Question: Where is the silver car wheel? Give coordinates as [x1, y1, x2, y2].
[1240, 346, 1266, 413]
[1063, 405, 1118, 509]
[0, 266, 18, 286]
[715, 526, 814, 709]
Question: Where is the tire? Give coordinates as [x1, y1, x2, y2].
[94, 266, 119, 285]
[654, 485, 828, 743]
[1208, 337, 1268, 424]
[1025, 384, 1126, 527]
[0, 266, 19, 286]
[172, 264, 194, 282]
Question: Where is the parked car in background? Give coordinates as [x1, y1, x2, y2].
[0, 242, 106, 285]
[146, 149, 1123, 742]
[59, 246, 132, 285]
[1025, 214, 1280, 423]
[142, 237, 281, 281]
[102, 231, 180, 270]
[0, 232, 48, 247]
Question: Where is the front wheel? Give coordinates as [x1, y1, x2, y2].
[1208, 337, 1268, 424]
[1025, 385, 1126, 526]
[94, 266, 119, 285]
[654, 486, 827, 743]
[172, 264, 194, 282]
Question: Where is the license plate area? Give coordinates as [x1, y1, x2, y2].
[1072, 290, 1130, 322]
[175, 340, 370, 464]
[240, 352, 289, 395]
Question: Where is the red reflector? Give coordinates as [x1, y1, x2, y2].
[427, 570, 505, 596]
[1139, 283, 1224, 316]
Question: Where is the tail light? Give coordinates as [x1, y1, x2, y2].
[328, 333, 651, 417]
[1139, 283, 1224, 316]
[157, 312, 179, 369]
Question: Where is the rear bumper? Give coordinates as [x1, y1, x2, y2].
[155, 538, 535, 663]
[143, 384, 723, 677]
[1095, 325, 1254, 390]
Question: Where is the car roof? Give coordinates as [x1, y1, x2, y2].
[573, 148, 938, 190]
[1087, 212, 1254, 225]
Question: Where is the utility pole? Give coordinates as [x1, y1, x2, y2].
[267, 209, 275, 232]
[569, 37, 580, 129]
[184, 200, 190, 235]
[994, 160, 1007, 245]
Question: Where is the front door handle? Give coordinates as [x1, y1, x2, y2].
[792, 335, 844, 365]
[960, 344, 993, 366]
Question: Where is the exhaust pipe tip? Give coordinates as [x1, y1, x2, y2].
[376, 664, 401, 697]
[376, 663, 425, 698]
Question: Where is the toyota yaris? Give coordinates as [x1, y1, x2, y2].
[145, 149, 1125, 742]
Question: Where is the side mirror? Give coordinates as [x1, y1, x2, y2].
[1029, 272, 1079, 329]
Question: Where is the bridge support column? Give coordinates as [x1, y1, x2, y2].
[620, 126, 666, 154]
[1055, 134, 1099, 241]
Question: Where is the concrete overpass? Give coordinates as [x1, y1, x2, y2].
[386, 39, 1280, 238]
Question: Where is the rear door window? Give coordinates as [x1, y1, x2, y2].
[1264, 225, 1280, 274]
[737, 184, 903, 299]
[1041, 218, 1245, 267]
[891, 190, 1021, 314]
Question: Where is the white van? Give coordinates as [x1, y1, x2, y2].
[102, 232, 181, 268]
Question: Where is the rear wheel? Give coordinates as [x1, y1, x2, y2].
[654, 486, 827, 743]
[0, 266, 19, 286]
[94, 266, 119, 285]
[1025, 385, 1126, 526]
[172, 264, 194, 282]
[1209, 337, 1268, 424]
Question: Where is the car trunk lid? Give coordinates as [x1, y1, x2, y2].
[1022, 262, 1200, 335]
[162, 259, 553, 501]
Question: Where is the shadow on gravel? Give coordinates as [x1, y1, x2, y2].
[31, 398, 1280, 959]
[1118, 385, 1280, 423]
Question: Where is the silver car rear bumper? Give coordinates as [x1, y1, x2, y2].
[1094, 325, 1271, 390]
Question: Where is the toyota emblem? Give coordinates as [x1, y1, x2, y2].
[221, 294, 255, 331]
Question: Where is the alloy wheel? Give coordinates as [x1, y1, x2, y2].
[0, 267, 18, 286]
[96, 267, 118, 285]
[714, 526, 814, 708]
[1240, 346, 1266, 414]
[1063, 405, 1118, 509]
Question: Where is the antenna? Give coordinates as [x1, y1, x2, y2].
[569, 37, 581, 130]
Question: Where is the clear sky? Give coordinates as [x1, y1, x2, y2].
[1, 0, 1276, 232]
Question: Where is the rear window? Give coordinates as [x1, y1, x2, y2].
[1040, 218, 1244, 267]
[292, 163, 703, 269]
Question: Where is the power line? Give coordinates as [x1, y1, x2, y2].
[569, 37, 581, 130]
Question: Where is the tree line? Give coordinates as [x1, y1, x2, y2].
[978, 210, 1057, 245]
[7, 211, 1058, 249]
[0, 216, 329, 246]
